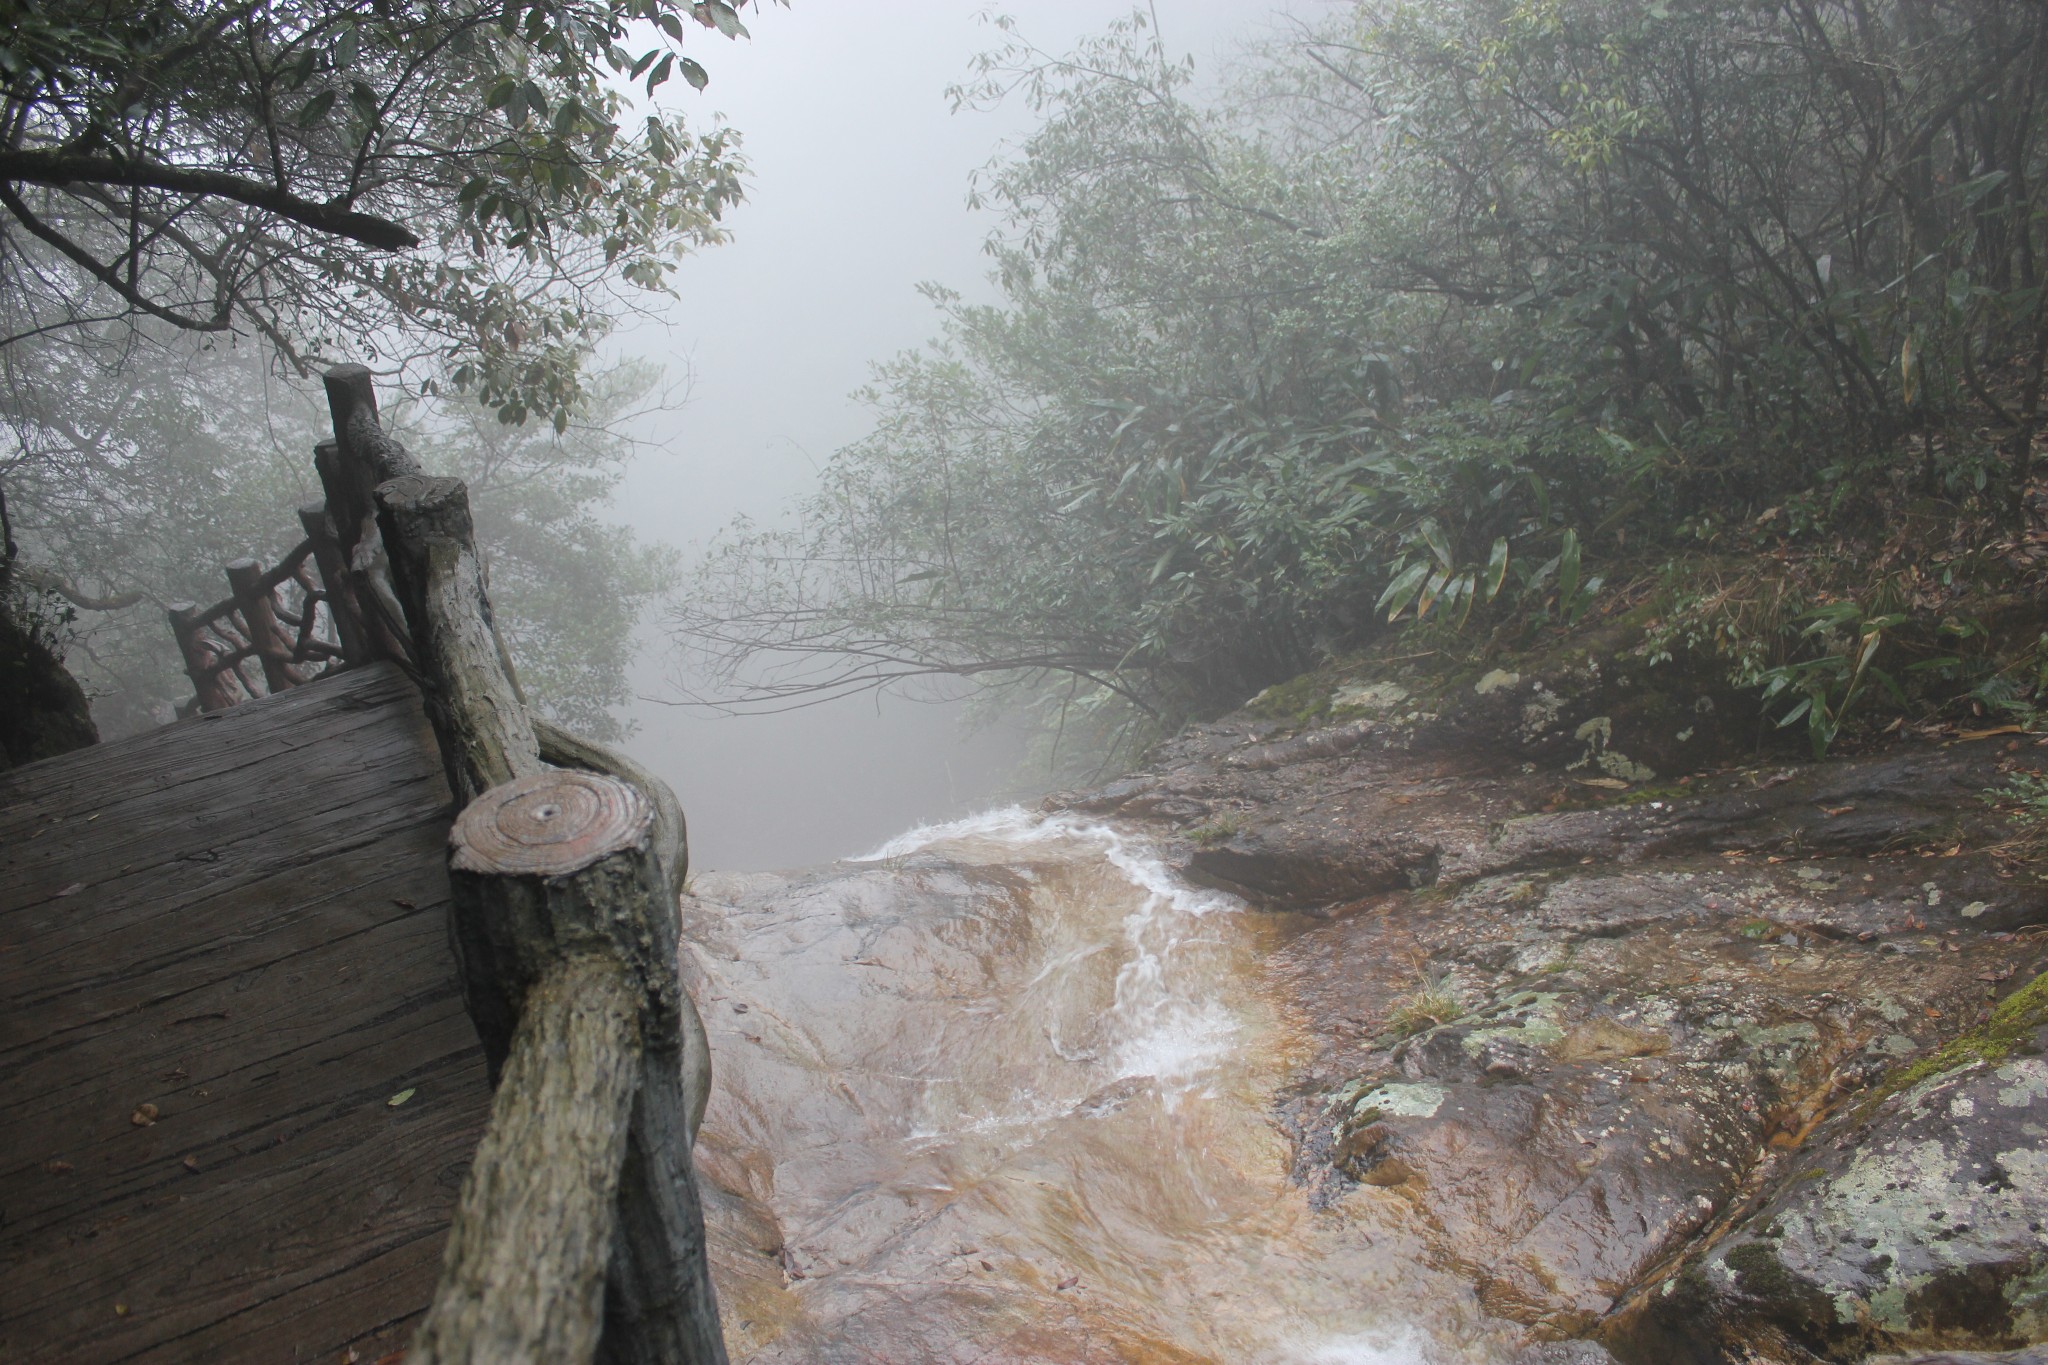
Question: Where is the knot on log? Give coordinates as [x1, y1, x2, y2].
[451, 770, 652, 878]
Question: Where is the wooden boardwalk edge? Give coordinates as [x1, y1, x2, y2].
[0, 663, 493, 1364]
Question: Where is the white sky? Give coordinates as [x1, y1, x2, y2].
[604, 1, 1302, 869]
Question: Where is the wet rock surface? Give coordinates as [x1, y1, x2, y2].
[1051, 660, 2048, 1363]
[1614, 1016, 2048, 1363]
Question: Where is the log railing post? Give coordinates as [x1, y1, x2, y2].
[315, 365, 726, 1365]
[224, 557, 296, 694]
[298, 500, 370, 664]
[374, 474, 541, 806]
[167, 602, 236, 712]
[410, 772, 659, 1364]
[318, 365, 422, 665]
[415, 770, 726, 1365]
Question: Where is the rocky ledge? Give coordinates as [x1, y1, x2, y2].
[1052, 654, 2048, 1364]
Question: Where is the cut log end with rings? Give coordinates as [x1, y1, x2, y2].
[450, 770, 653, 877]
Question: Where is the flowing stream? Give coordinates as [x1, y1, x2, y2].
[682, 810, 1521, 1363]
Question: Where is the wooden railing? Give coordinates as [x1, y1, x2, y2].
[172, 366, 725, 1363]
[165, 514, 354, 712]
[165, 366, 410, 713]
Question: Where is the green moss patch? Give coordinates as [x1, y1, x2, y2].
[1861, 968, 2048, 1116]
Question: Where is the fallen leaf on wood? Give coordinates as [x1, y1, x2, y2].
[1820, 805, 1855, 817]
[980, 1260, 994, 1272]
[390, 897, 416, 909]
[1056, 1275, 1080, 1291]
[182, 1155, 200, 1173]
[44, 1159, 72, 1175]
[1961, 725, 2026, 740]
[1979, 965, 2017, 982]
[386, 1088, 415, 1108]
[53, 882, 84, 898]
[1574, 777, 1630, 790]
[131, 1103, 159, 1127]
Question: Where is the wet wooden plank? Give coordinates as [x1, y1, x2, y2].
[0, 663, 491, 1363]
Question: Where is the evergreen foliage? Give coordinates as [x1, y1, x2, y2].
[677, 2, 2048, 737]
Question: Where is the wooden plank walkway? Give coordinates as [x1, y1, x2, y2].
[0, 663, 492, 1363]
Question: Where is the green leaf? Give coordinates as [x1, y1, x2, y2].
[296, 89, 336, 127]
[1416, 567, 1449, 619]
[386, 1088, 416, 1108]
[1376, 561, 1430, 621]
[678, 57, 709, 91]
[334, 22, 360, 69]
[1418, 517, 1453, 570]
[1483, 536, 1509, 600]
[1451, 571, 1477, 627]
[1557, 528, 1581, 607]
[705, 2, 747, 38]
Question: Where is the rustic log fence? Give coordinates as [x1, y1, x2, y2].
[168, 364, 725, 1363]
[165, 519, 352, 712]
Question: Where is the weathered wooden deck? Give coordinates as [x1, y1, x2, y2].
[0, 662, 492, 1363]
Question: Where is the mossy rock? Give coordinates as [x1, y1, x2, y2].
[1616, 1018, 2048, 1362]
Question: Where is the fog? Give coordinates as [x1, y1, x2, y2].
[608, 2, 1293, 872]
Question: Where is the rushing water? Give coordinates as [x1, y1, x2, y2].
[681, 810, 1521, 1363]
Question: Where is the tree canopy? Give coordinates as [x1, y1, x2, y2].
[0, 0, 764, 425]
[676, 0, 2048, 741]
[3, 336, 674, 736]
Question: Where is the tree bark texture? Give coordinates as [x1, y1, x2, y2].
[375, 474, 542, 805]
[534, 718, 710, 1144]
[405, 953, 640, 1365]
[296, 500, 371, 665]
[443, 771, 725, 1364]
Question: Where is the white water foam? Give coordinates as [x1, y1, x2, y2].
[1280, 1331, 1434, 1365]
[854, 806, 1244, 1092]
[849, 804, 1075, 861]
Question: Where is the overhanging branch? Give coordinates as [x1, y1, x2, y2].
[0, 151, 420, 251]
[0, 182, 232, 332]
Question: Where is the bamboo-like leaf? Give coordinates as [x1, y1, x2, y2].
[1452, 571, 1477, 627]
[1483, 536, 1509, 600]
[1419, 517, 1453, 570]
[1416, 567, 1449, 619]
[1377, 561, 1430, 620]
[1557, 528, 1582, 606]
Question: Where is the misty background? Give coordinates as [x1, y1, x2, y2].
[610, 2, 1287, 871]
